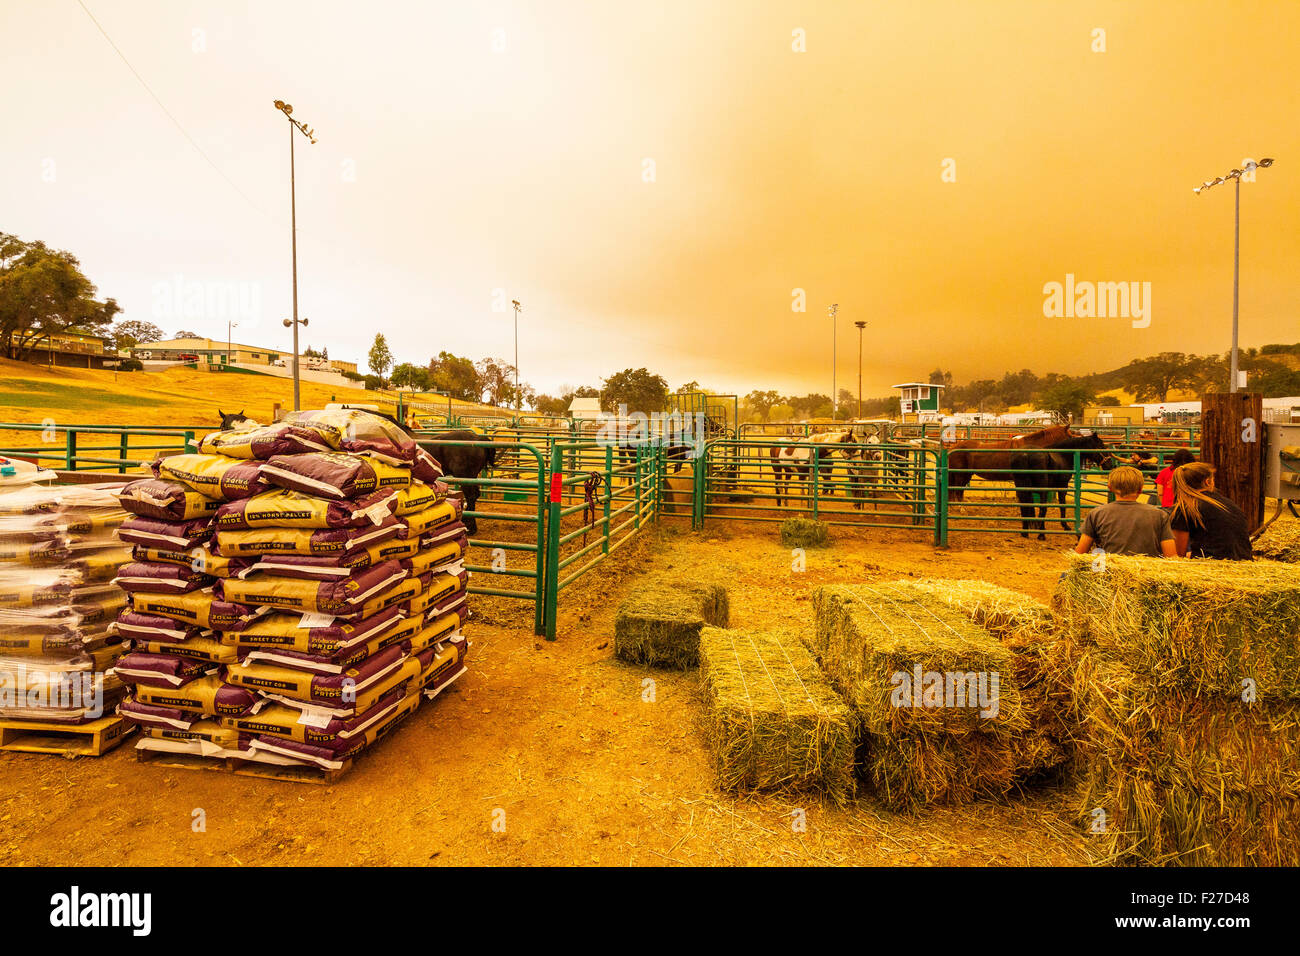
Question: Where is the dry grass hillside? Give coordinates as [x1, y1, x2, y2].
[0, 358, 506, 456]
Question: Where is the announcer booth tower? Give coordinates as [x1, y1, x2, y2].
[893, 382, 946, 422]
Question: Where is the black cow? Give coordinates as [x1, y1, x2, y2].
[420, 430, 497, 534]
[1009, 432, 1112, 539]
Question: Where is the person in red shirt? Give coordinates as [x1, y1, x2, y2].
[1153, 448, 1196, 509]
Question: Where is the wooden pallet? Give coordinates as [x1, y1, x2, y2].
[0, 715, 135, 757]
[131, 693, 421, 784]
[134, 744, 351, 784]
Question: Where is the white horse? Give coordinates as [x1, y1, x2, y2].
[769, 429, 861, 507]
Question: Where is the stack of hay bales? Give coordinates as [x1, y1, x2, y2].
[111, 409, 471, 775]
[613, 577, 729, 669]
[906, 578, 1078, 773]
[0, 483, 132, 743]
[779, 517, 829, 549]
[1253, 520, 1300, 563]
[1055, 553, 1300, 865]
[698, 625, 855, 803]
[811, 582, 1047, 808]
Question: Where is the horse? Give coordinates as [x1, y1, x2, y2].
[417, 430, 498, 534]
[218, 409, 259, 429]
[846, 435, 885, 509]
[944, 424, 1077, 502]
[1008, 432, 1112, 539]
[769, 429, 860, 508]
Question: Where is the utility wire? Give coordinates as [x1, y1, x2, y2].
[75, 0, 269, 219]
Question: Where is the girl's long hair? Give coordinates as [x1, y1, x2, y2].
[1171, 462, 1227, 528]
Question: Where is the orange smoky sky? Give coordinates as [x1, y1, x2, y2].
[2, 0, 1296, 400]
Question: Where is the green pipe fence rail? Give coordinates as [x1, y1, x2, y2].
[0, 423, 198, 472]
[418, 439, 550, 636]
[887, 421, 1201, 449]
[542, 441, 663, 638]
[417, 437, 666, 639]
[694, 439, 1195, 547]
[1, 421, 1205, 630]
[698, 438, 943, 541]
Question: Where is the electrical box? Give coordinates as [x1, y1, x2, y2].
[1265, 423, 1300, 501]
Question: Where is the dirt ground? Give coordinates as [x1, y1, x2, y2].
[0, 517, 1097, 867]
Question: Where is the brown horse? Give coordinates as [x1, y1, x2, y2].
[945, 424, 1077, 501]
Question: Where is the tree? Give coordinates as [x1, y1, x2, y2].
[1120, 352, 1199, 402]
[862, 395, 902, 417]
[391, 362, 432, 389]
[428, 351, 481, 402]
[475, 357, 518, 406]
[533, 393, 570, 416]
[769, 402, 795, 422]
[600, 368, 668, 414]
[997, 369, 1039, 407]
[836, 387, 856, 419]
[174, 330, 199, 339]
[109, 319, 163, 352]
[367, 333, 392, 379]
[786, 393, 832, 419]
[0, 233, 120, 360]
[1038, 381, 1096, 423]
[1241, 356, 1300, 396]
[743, 389, 781, 422]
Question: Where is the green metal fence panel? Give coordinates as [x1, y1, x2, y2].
[0, 423, 202, 472]
[541, 440, 664, 639]
[697, 439, 942, 532]
[415, 438, 549, 636]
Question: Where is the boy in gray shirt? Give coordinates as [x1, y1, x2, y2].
[1074, 465, 1176, 558]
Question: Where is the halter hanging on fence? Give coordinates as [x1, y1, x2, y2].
[582, 471, 603, 545]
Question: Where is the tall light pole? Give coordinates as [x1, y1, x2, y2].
[1194, 157, 1274, 393]
[511, 299, 521, 411]
[828, 303, 838, 420]
[227, 319, 238, 368]
[854, 320, 866, 420]
[274, 99, 317, 410]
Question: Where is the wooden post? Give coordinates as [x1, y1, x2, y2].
[1200, 391, 1264, 532]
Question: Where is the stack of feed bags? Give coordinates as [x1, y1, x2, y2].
[111, 409, 471, 772]
[0, 482, 131, 725]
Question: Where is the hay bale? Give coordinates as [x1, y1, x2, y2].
[1088, 772, 1300, 866]
[908, 578, 1079, 767]
[810, 583, 1027, 737]
[1254, 520, 1300, 563]
[779, 517, 830, 549]
[1054, 552, 1300, 697]
[613, 578, 729, 669]
[864, 732, 1021, 807]
[1057, 553, 1300, 865]
[809, 582, 1039, 808]
[698, 626, 855, 802]
[1077, 656, 1300, 796]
